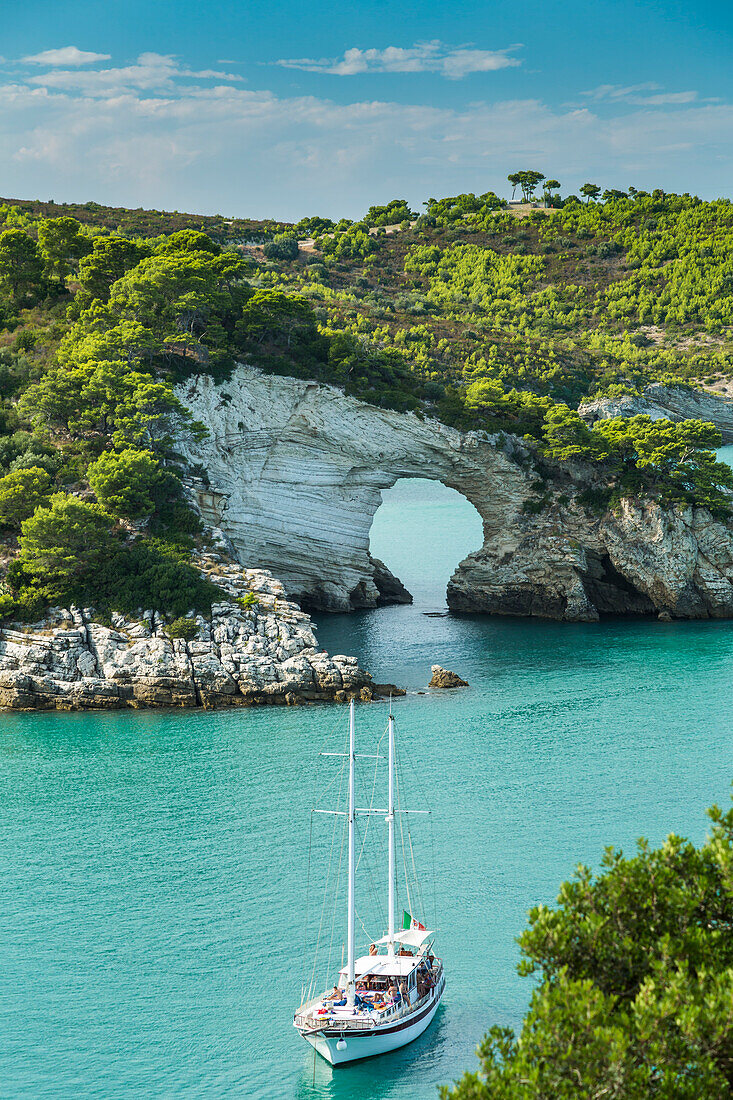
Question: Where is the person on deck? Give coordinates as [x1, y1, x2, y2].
[369, 943, 378, 956]
[399, 980, 410, 1006]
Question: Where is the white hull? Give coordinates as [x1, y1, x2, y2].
[300, 978, 445, 1066]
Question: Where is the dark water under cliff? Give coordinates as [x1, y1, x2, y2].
[1, 477, 733, 1099]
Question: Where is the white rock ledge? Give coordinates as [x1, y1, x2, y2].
[0, 553, 377, 711]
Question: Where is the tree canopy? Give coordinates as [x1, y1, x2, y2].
[441, 797, 733, 1100]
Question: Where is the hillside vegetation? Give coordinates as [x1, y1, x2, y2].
[1, 187, 733, 620]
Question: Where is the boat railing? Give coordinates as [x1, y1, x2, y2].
[295, 964, 445, 1033]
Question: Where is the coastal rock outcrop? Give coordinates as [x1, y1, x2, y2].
[0, 552, 373, 710]
[579, 383, 733, 442]
[429, 666, 469, 688]
[177, 365, 733, 623]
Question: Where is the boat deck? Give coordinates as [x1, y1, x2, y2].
[295, 958, 444, 1035]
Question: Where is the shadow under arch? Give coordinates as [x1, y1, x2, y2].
[369, 478, 484, 610]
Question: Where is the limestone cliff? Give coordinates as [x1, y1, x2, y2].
[176, 364, 733, 623]
[579, 383, 733, 442]
[0, 548, 373, 710]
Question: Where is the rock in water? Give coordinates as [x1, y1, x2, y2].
[429, 666, 469, 688]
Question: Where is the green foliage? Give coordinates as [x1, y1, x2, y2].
[423, 192, 506, 229]
[0, 466, 52, 529]
[508, 170, 545, 202]
[153, 229, 221, 255]
[87, 447, 163, 519]
[37, 217, 92, 282]
[0, 229, 45, 305]
[543, 411, 733, 514]
[236, 591, 260, 609]
[464, 378, 553, 436]
[76, 236, 150, 304]
[580, 182, 602, 202]
[91, 540, 223, 617]
[363, 199, 416, 227]
[316, 225, 378, 260]
[18, 494, 118, 595]
[166, 615, 198, 639]
[263, 233, 299, 261]
[19, 357, 193, 448]
[442, 797, 733, 1099]
[293, 216, 335, 237]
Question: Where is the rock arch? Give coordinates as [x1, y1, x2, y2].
[178, 365, 733, 622]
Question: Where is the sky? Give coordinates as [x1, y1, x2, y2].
[2, 0, 733, 221]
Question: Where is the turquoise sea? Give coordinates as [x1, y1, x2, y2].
[2, 471, 733, 1099]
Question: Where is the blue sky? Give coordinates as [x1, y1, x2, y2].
[2, 0, 733, 220]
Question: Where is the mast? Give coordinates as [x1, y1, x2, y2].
[387, 707, 396, 957]
[346, 699, 356, 1005]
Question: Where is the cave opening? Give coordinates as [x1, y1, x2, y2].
[368, 478, 483, 609]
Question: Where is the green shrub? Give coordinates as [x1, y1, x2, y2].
[0, 466, 52, 529]
[166, 616, 198, 639]
[88, 447, 162, 519]
[236, 592, 260, 609]
[90, 540, 223, 617]
[18, 494, 118, 597]
[263, 234, 299, 261]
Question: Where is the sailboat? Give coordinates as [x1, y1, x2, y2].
[293, 700, 445, 1065]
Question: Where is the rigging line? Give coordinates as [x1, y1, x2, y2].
[355, 725, 387, 874]
[324, 795, 348, 994]
[353, 814, 385, 941]
[301, 808, 314, 1002]
[396, 737, 427, 921]
[394, 745, 413, 917]
[357, 813, 386, 932]
[307, 795, 340, 1002]
[301, 729, 324, 998]
[398, 722, 438, 928]
[430, 809, 438, 932]
[307, 749, 347, 1001]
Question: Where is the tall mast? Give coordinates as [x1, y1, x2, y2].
[387, 708, 396, 957]
[346, 699, 356, 1005]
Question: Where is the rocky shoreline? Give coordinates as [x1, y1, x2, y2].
[0, 549, 382, 711]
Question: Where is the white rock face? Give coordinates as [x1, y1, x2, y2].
[579, 383, 733, 442]
[177, 364, 533, 611]
[177, 365, 733, 623]
[0, 554, 375, 711]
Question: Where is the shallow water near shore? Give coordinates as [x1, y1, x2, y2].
[2, 477, 733, 1099]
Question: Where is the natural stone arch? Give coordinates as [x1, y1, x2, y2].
[178, 365, 532, 612]
[178, 365, 733, 622]
[366, 476, 484, 607]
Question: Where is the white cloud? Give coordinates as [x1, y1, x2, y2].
[22, 46, 111, 66]
[582, 82, 698, 106]
[1, 57, 732, 220]
[276, 41, 522, 80]
[24, 53, 244, 97]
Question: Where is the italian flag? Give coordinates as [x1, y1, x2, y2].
[402, 910, 426, 932]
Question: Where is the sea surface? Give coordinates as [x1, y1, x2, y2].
[2, 474, 733, 1099]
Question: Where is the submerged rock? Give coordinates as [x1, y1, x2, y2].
[429, 666, 469, 689]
